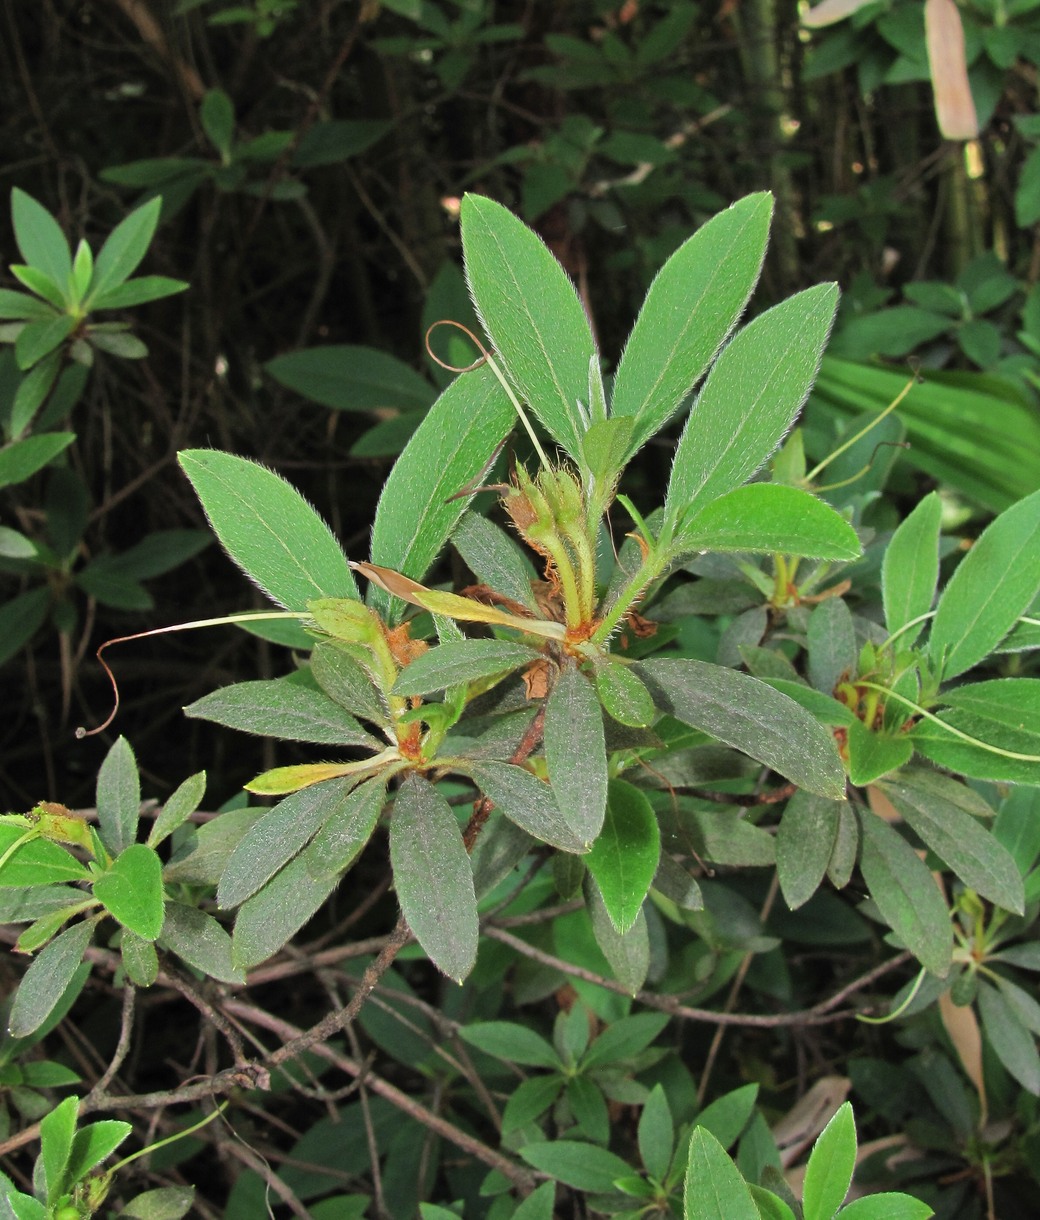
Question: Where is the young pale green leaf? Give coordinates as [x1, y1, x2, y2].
[845, 720, 913, 787]
[461, 193, 595, 460]
[8, 918, 93, 1037]
[807, 597, 856, 695]
[232, 851, 337, 970]
[0, 826, 91, 887]
[586, 878, 650, 995]
[93, 844, 165, 941]
[665, 283, 839, 533]
[467, 760, 588, 852]
[458, 1021, 561, 1068]
[147, 770, 206, 849]
[776, 792, 843, 910]
[89, 197, 163, 302]
[912, 678, 1040, 784]
[879, 769, 1024, 913]
[0, 433, 75, 490]
[801, 1101, 855, 1220]
[929, 488, 1040, 679]
[581, 416, 635, 496]
[591, 658, 656, 727]
[184, 672, 378, 747]
[368, 362, 514, 622]
[883, 491, 942, 645]
[519, 1140, 632, 1193]
[159, 901, 244, 985]
[675, 483, 861, 561]
[39, 1093, 78, 1202]
[391, 640, 537, 696]
[545, 667, 608, 848]
[66, 1118, 132, 1187]
[179, 449, 357, 610]
[857, 810, 952, 977]
[218, 779, 353, 908]
[639, 659, 847, 799]
[304, 777, 386, 881]
[977, 980, 1040, 1094]
[390, 775, 478, 983]
[611, 193, 773, 462]
[683, 1126, 760, 1220]
[96, 735, 140, 857]
[639, 1083, 675, 1183]
[451, 511, 538, 612]
[584, 779, 660, 933]
[11, 189, 72, 291]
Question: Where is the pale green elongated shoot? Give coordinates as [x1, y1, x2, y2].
[879, 610, 938, 653]
[857, 966, 927, 1024]
[804, 372, 916, 485]
[857, 680, 1040, 762]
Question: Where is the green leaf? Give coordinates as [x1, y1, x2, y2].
[676, 484, 861, 561]
[545, 667, 608, 848]
[879, 769, 1023, 914]
[0, 826, 91, 887]
[458, 1021, 560, 1067]
[231, 851, 337, 969]
[929, 489, 1040, 679]
[683, 1126, 760, 1220]
[265, 345, 433, 413]
[185, 672, 378, 746]
[11, 189, 72, 290]
[96, 735, 140, 856]
[368, 362, 514, 622]
[591, 658, 656, 727]
[857, 810, 952, 977]
[10, 353, 63, 436]
[611, 193, 773, 461]
[500, 1075, 565, 1132]
[837, 1195, 934, 1219]
[510, 1181, 556, 1220]
[88, 276, 188, 310]
[581, 1011, 669, 1068]
[8, 918, 93, 1037]
[639, 1084, 674, 1182]
[584, 779, 660, 934]
[89, 197, 163, 302]
[807, 597, 856, 696]
[451, 511, 538, 612]
[586, 879, 650, 994]
[120, 929, 158, 986]
[200, 88, 235, 156]
[39, 1093, 78, 1201]
[113, 1185, 196, 1219]
[0, 433, 75, 490]
[776, 792, 843, 910]
[665, 283, 839, 532]
[88, 330, 149, 359]
[639, 659, 847, 799]
[0, 287, 56, 319]
[390, 775, 478, 982]
[694, 1083, 759, 1150]
[70, 237, 93, 303]
[179, 449, 357, 609]
[94, 844, 165, 940]
[391, 640, 537, 695]
[218, 779, 356, 908]
[802, 1101, 855, 1220]
[14, 315, 75, 371]
[977, 980, 1040, 1094]
[66, 1117, 132, 1185]
[912, 678, 1040, 784]
[311, 643, 389, 725]
[845, 719, 913, 786]
[147, 770, 206, 849]
[10, 262, 67, 309]
[159, 901, 244, 984]
[748, 1188, 797, 1220]
[461, 193, 594, 460]
[467, 760, 588, 852]
[519, 1140, 631, 1192]
[304, 777, 386, 881]
[292, 118, 392, 166]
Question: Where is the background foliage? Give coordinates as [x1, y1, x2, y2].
[1, 2, 1040, 1218]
